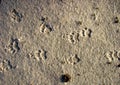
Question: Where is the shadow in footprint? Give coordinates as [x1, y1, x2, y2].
[113, 17, 119, 24]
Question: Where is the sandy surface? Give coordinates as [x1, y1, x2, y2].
[0, 0, 120, 85]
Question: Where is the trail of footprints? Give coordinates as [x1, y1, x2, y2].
[4, 8, 120, 77]
[67, 28, 92, 44]
[4, 37, 119, 68]
[4, 37, 48, 62]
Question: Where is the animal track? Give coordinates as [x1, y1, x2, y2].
[28, 49, 47, 62]
[39, 22, 53, 33]
[67, 54, 80, 65]
[105, 51, 113, 64]
[5, 38, 20, 54]
[38, 17, 53, 34]
[34, 49, 47, 61]
[68, 32, 79, 44]
[105, 50, 120, 64]
[66, 28, 92, 44]
[80, 28, 92, 38]
[0, 60, 15, 72]
[10, 9, 23, 23]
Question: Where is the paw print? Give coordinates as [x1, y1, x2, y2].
[0, 60, 15, 72]
[34, 49, 47, 61]
[67, 54, 80, 65]
[28, 49, 47, 62]
[38, 17, 53, 34]
[68, 32, 79, 44]
[5, 38, 20, 54]
[10, 9, 23, 23]
[80, 28, 92, 38]
[105, 51, 114, 64]
[39, 22, 53, 33]
[105, 50, 119, 64]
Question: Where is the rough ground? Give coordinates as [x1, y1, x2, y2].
[0, 0, 120, 85]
